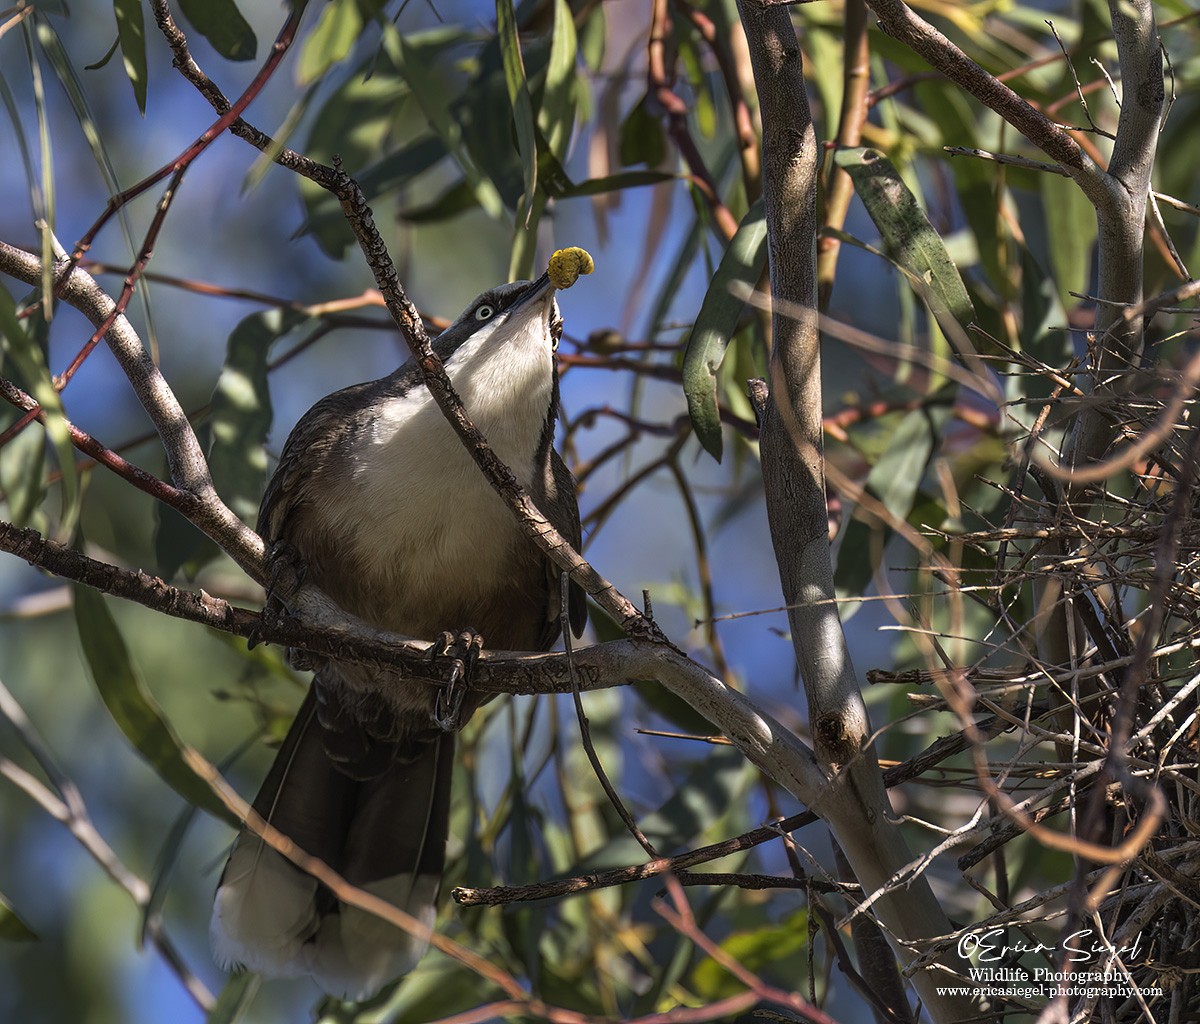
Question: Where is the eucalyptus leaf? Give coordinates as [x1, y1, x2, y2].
[835, 147, 976, 336]
[551, 168, 674, 199]
[538, 0, 577, 162]
[835, 405, 950, 611]
[401, 179, 479, 223]
[176, 0, 256, 62]
[0, 288, 79, 540]
[209, 309, 308, 525]
[298, 0, 362, 84]
[73, 586, 235, 823]
[383, 25, 504, 218]
[1041, 171, 1096, 308]
[0, 892, 37, 942]
[495, 0, 539, 217]
[683, 200, 767, 462]
[113, 0, 147, 112]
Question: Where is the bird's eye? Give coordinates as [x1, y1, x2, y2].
[475, 303, 495, 321]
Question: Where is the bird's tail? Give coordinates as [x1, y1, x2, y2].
[210, 686, 453, 1000]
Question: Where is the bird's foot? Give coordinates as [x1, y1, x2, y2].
[430, 629, 484, 731]
[252, 542, 318, 668]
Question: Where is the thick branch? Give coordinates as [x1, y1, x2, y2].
[736, 2, 972, 1019]
[0, 518, 827, 804]
[0, 241, 263, 578]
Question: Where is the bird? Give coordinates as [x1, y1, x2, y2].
[209, 262, 588, 1000]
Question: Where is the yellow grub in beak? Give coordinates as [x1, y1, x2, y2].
[548, 247, 595, 289]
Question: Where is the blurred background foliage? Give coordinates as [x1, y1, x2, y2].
[0, 0, 1197, 1022]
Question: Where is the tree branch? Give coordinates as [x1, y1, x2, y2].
[735, 2, 973, 1018]
[0, 240, 263, 578]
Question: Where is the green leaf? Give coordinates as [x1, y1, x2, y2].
[36, 16, 163, 355]
[21, 19, 55, 318]
[298, 82, 442, 254]
[836, 147, 977, 336]
[549, 168, 674, 199]
[382, 25, 504, 219]
[682, 200, 767, 462]
[618, 96, 667, 167]
[209, 309, 307, 525]
[176, 0, 256, 61]
[577, 3, 606, 72]
[495, 0, 538, 221]
[206, 972, 260, 1024]
[142, 802, 196, 944]
[0, 422, 46, 527]
[538, 0, 577, 162]
[401, 179, 479, 223]
[914, 79, 1004, 284]
[113, 0, 148, 113]
[0, 892, 38, 942]
[73, 586, 235, 823]
[84, 36, 121, 71]
[691, 910, 808, 999]
[297, 0, 362, 85]
[1041, 172, 1096, 309]
[0, 288, 79, 540]
[508, 189, 547, 281]
[581, 747, 754, 867]
[154, 499, 219, 581]
[835, 405, 950, 611]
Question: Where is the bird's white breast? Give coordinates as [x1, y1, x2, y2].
[307, 303, 555, 629]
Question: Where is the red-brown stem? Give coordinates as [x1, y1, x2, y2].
[648, 0, 740, 240]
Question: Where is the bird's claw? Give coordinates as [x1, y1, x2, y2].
[431, 629, 483, 731]
[251, 542, 312, 665]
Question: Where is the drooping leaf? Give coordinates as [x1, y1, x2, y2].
[550, 168, 674, 199]
[154, 499, 220, 582]
[141, 799, 198, 950]
[691, 910, 809, 999]
[0, 892, 37, 942]
[495, 0, 539, 220]
[1041, 171, 1096, 309]
[581, 746, 754, 867]
[836, 147, 977, 337]
[577, 3, 606, 72]
[35, 16, 163, 353]
[0, 421, 46, 527]
[208, 309, 307, 525]
[835, 405, 951, 612]
[914, 78, 1004, 284]
[297, 0, 362, 85]
[632, 679, 719, 736]
[618, 96, 667, 167]
[73, 586, 235, 823]
[683, 200, 768, 462]
[21, 20, 55, 320]
[538, 0, 577, 162]
[0, 287, 79, 540]
[176, 0, 256, 62]
[113, 0, 148, 112]
[401, 179, 479, 223]
[383, 25, 504, 218]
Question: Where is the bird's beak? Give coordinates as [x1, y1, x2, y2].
[509, 273, 562, 346]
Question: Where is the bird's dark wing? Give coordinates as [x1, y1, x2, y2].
[539, 448, 587, 647]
